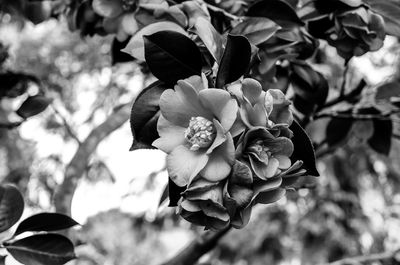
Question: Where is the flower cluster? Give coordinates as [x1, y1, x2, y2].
[153, 75, 306, 230]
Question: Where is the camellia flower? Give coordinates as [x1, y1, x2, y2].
[153, 75, 239, 187]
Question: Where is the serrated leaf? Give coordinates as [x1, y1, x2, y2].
[368, 119, 393, 155]
[193, 16, 224, 62]
[326, 118, 353, 146]
[14, 213, 79, 236]
[290, 120, 320, 176]
[247, 0, 304, 28]
[16, 95, 51, 119]
[144, 30, 202, 84]
[122, 21, 187, 61]
[130, 81, 167, 151]
[0, 184, 24, 233]
[364, 0, 400, 36]
[230, 17, 281, 45]
[6, 234, 76, 265]
[216, 34, 251, 87]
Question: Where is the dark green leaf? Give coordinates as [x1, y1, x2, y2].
[24, 1, 52, 24]
[130, 81, 167, 151]
[326, 118, 353, 146]
[193, 16, 224, 62]
[111, 37, 134, 65]
[247, 0, 304, 28]
[6, 234, 76, 265]
[16, 95, 51, 119]
[290, 120, 320, 176]
[230, 17, 281, 45]
[368, 119, 393, 155]
[364, 0, 400, 36]
[375, 81, 400, 100]
[0, 184, 24, 233]
[0, 72, 38, 99]
[0, 256, 5, 265]
[168, 178, 185, 207]
[255, 188, 286, 204]
[15, 213, 79, 236]
[144, 31, 202, 84]
[216, 34, 251, 87]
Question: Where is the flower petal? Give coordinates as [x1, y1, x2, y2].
[201, 133, 235, 182]
[152, 114, 186, 153]
[242, 78, 262, 106]
[206, 119, 226, 154]
[275, 154, 291, 169]
[167, 145, 209, 186]
[199, 89, 238, 131]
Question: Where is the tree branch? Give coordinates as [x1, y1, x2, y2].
[160, 226, 231, 265]
[327, 249, 400, 265]
[53, 103, 131, 215]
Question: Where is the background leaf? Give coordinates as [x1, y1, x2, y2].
[290, 120, 320, 176]
[144, 30, 202, 84]
[364, 0, 400, 36]
[0, 184, 24, 233]
[15, 213, 79, 236]
[368, 119, 393, 155]
[16, 95, 52, 119]
[6, 234, 76, 265]
[325, 118, 354, 147]
[130, 81, 167, 151]
[216, 34, 251, 87]
[193, 16, 224, 62]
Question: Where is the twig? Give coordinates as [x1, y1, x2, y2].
[340, 63, 350, 97]
[326, 249, 400, 265]
[51, 104, 81, 144]
[160, 226, 232, 265]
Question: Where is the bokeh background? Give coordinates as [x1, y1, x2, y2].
[1, 14, 400, 265]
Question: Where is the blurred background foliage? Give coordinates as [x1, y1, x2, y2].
[1, 8, 400, 265]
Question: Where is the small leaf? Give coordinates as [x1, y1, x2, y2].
[16, 95, 52, 119]
[15, 213, 79, 236]
[230, 17, 281, 45]
[255, 188, 286, 204]
[364, 0, 400, 36]
[290, 120, 320, 176]
[368, 119, 392, 155]
[326, 118, 353, 146]
[144, 30, 202, 84]
[193, 16, 224, 62]
[168, 178, 186, 207]
[122, 21, 187, 61]
[375, 81, 400, 101]
[6, 234, 76, 265]
[247, 0, 304, 28]
[0, 184, 24, 233]
[216, 34, 251, 88]
[111, 37, 134, 65]
[130, 81, 167, 151]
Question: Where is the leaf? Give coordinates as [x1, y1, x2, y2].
[255, 188, 286, 204]
[326, 118, 353, 146]
[168, 178, 186, 207]
[122, 21, 187, 61]
[16, 95, 52, 119]
[216, 34, 251, 88]
[247, 0, 304, 28]
[6, 234, 76, 265]
[364, 0, 400, 36]
[290, 120, 320, 176]
[14, 213, 79, 236]
[0, 184, 24, 233]
[23, 1, 52, 25]
[193, 16, 224, 62]
[130, 81, 167, 151]
[144, 30, 202, 84]
[230, 17, 281, 46]
[375, 81, 400, 100]
[111, 37, 134, 65]
[0, 256, 5, 265]
[368, 119, 393, 155]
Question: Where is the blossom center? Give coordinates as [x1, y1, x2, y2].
[122, 0, 137, 12]
[184, 117, 216, 151]
[248, 140, 271, 161]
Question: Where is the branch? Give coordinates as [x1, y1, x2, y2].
[53, 103, 131, 215]
[160, 226, 231, 265]
[327, 249, 400, 265]
[51, 104, 81, 144]
[314, 109, 400, 121]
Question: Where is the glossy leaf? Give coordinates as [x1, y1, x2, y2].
[326, 118, 353, 146]
[290, 120, 320, 176]
[130, 81, 166, 151]
[122, 21, 187, 61]
[216, 34, 251, 87]
[144, 30, 202, 84]
[368, 119, 393, 155]
[6, 234, 76, 265]
[0, 184, 24, 233]
[15, 213, 79, 236]
[16, 95, 52, 119]
[247, 0, 304, 28]
[364, 0, 400, 36]
[255, 188, 286, 204]
[193, 16, 224, 62]
[111, 37, 134, 65]
[230, 17, 281, 45]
